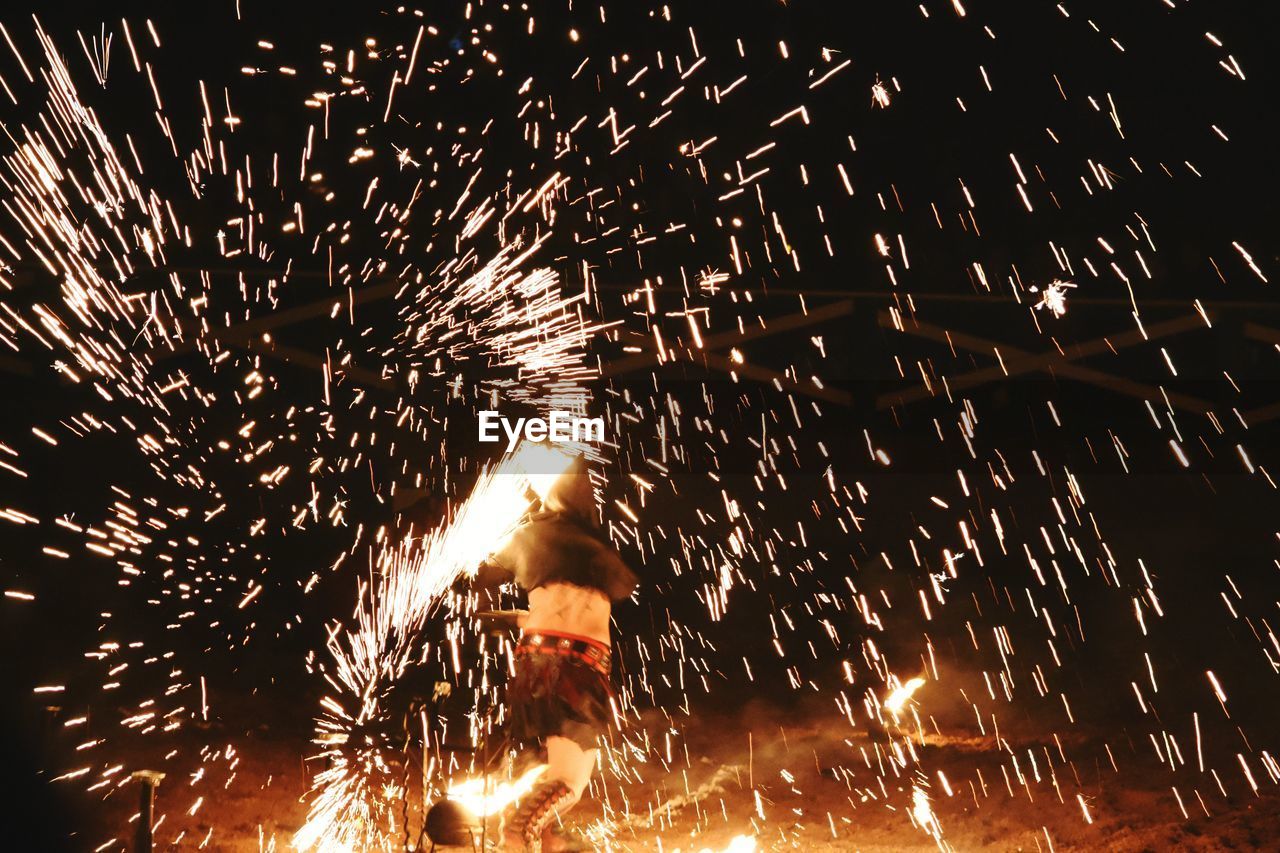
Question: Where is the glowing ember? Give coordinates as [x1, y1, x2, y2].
[698, 835, 758, 853]
[884, 676, 927, 717]
[911, 785, 945, 846]
[1033, 278, 1077, 317]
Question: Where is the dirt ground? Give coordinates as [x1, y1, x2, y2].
[68, 693, 1280, 852]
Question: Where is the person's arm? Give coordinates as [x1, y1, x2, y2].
[473, 557, 527, 634]
[473, 559, 515, 609]
[475, 608, 529, 634]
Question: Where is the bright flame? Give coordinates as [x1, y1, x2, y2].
[447, 763, 548, 818]
[697, 836, 757, 853]
[884, 676, 926, 717]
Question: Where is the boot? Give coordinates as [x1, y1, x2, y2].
[501, 778, 576, 851]
[541, 824, 592, 852]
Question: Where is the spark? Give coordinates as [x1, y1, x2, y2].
[911, 785, 945, 846]
[872, 78, 892, 108]
[0, 5, 1276, 852]
[1033, 279, 1077, 317]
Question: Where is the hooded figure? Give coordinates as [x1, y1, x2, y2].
[488, 455, 638, 603]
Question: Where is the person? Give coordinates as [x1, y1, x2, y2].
[474, 454, 637, 852]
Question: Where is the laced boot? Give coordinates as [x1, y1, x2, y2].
[501, 778, 576, 851]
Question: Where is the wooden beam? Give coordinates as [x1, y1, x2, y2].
[1239, 323, 1280, 425]
[877, 312, 1213, 413]
[1244, 321, 1280, 347]
[602, 298, 853, 377]
[1242, 401, 1280, 426]
[693, 350, 853, 405]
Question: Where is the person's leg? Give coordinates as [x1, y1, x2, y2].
[500, 654, 606, 850]
[502, 738, 597, 851]
[544, 735, 597, 798]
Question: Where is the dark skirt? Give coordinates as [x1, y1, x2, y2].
[507, 652, 615, 749]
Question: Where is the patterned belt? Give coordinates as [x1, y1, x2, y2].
[516, 631, 611, 676]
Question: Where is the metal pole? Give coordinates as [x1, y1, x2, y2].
[130, 771, 165, 853]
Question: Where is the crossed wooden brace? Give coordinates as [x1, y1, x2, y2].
[14, 265, 1262, 426]
[874, 310, 1213, 414]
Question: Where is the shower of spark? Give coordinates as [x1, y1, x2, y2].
[297, 442, 578, 851]
[1, 1, 1278, 851]
[910, 785, 946, 849]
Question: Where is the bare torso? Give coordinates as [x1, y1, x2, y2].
[524, 581, 612, 645]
